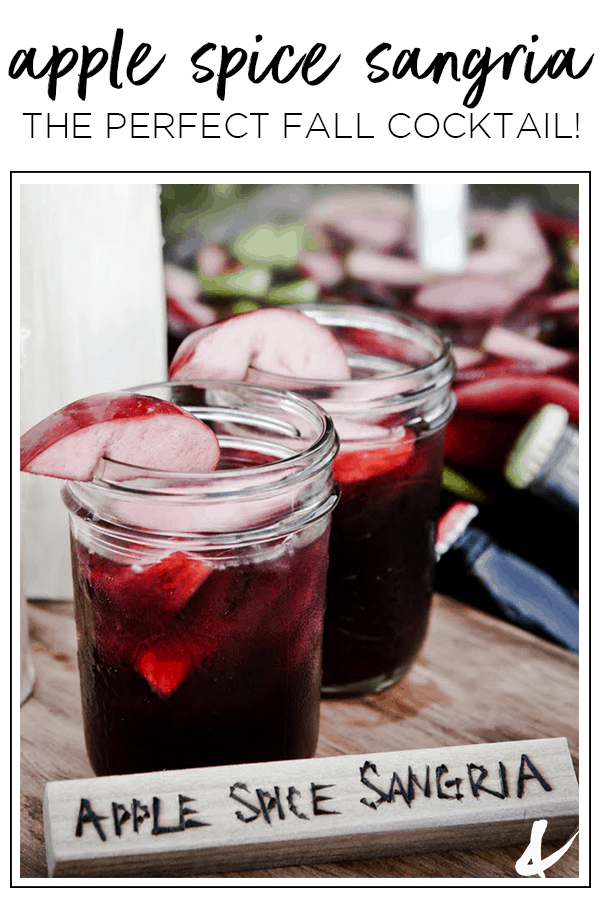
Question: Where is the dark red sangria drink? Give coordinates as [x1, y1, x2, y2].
[325, 428, 447, 694]
[62, 383, 338, 775]
[251, 306, 455, 696]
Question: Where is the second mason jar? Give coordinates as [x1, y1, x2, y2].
[62, 382, 338, 776]
[250, 305, 456, 696]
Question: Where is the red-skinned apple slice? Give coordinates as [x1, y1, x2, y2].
[169, 308, 351, 382]
[88, 550, 212, 617]
[333, 429, 415, 485]
[20, 392, 220, 481]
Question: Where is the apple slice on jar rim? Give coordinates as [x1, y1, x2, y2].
[20, 391, 221, 482]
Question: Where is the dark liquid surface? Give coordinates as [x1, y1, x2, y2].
[322, 437, 443, 694]
[71, 531, 329, 775]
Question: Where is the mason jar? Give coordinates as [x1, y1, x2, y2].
[62, 382, 338, 776]
[248, 304, 455, 696]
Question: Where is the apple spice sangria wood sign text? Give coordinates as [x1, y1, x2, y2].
[44, 738, 578, 877]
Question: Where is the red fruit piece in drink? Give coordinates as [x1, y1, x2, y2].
[20, 392, 220, 481]
[133, 582, 233, 695]
[169, 308, 351, 382]
[89, 551, 212, 617]
[333, 430, 415, 485]
[136, 647, 193, 698]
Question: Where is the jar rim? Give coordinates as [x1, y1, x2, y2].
[248, 304, 455, 421]
[88, 381, 337, 492]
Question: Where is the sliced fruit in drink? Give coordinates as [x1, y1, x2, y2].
[333, 429, 415, 485]
[88, 550, 212, 617]
[135, 649, 190, 698]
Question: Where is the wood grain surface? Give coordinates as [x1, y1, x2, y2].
[20, 595, 580, 880]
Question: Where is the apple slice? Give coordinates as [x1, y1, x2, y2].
[414, 276, 519, 317]
[481, 325, 574, 371]
[333, 429, 415, 486]
[135, 646, 195, 698]
[20, 392, 220, 481]
[169, 308, 351, 382]
[88, 550, 212, 617]
[306, 189, 412, 251]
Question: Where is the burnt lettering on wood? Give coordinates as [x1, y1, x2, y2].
[517, 754, 553, 798]
[151, 795, 209, 835]
[75, 798, 108, 842]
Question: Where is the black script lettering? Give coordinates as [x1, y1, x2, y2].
[126, 42, 166, 85]
[191, 43, 216, 85]
[109, 27, 124, 89]
[248, 39, 303, 84]
[9, 46, 78, 101]
[191, 40, 339, 100]
[392, 48, 421, 79]
[78, 46, 109, 99]
[301, 43, 341, 84]
[366, 43, 391, 82]
[216, 46, 248, 101]
[8, 28, 164, 100]
[364, 37, 594, 109]
[421, 51, 460, 84]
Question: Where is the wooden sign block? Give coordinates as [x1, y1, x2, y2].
[44, 737, 578, 878]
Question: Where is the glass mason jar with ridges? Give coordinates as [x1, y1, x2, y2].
[63, 381, 338, 775]
[248, 304, 455, 696]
